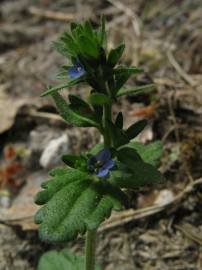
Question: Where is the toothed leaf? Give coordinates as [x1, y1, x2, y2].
[34, 168, 127, 243]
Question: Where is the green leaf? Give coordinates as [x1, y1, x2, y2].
[113, 67, 144, 92]
[108, 121, 129, 148]
[61, 32, 79, 54]
[115, 112, 123, 129]
[110, 160, 164, 189]
[41, 78, 84, 97]
[62, 154, 87, 170]
[52, 41, 72, 58]
[35, 168, 88, 205]
[89, 143, 104, 155]
[114, 73, 130, 92]
[126, 119, 147, 140]
[53, 32, 79, 57]
[78, 35, 99, 58]
[88, 93, 111, 105]
[113, 67, 143, 76]
[68, 94, 89, 107]
[116, 84, 156, 97]
[98, 15, 106, 46]
[126, 141, 163, 167]
[110, 146, 164, 188]
[108, 43, 125, 67]
[70, 22, 79, 32]
[37, 249, 102, 270]
[52, 93, 99, 127]
[34, 168, 127, 242]
[116, 147, 142, 165]
[83, 20, 94, 40]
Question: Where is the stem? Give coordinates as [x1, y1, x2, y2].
[85, 91, 112, 270]
[85, 229, 97, 270]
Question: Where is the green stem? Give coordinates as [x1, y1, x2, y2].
[85, 89, 112, 270]
[85, 229, 97, 270]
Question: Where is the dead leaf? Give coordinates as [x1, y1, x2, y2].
[0, 171, 47, 230]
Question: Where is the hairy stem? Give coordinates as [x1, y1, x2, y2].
[84, 101, 112, 270]
[85, 229, 97, 270]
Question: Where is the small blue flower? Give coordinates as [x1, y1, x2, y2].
[68, 60, 86, 79]
[88, 149, 115, 177]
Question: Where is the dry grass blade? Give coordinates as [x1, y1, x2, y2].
[99, 178, 202, 232]
[167, 50, 195, 86]
[107, 0, 141, 36]
[28, 6, 75, 21]
[175, 223, 202, 245]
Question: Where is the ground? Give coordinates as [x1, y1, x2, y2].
[0, 0, 202, 269]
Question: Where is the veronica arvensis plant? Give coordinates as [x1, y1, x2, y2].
[35, 17, 164, 270]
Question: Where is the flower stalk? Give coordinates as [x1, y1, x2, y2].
[85, 229, 97, 270]
[85, 101, 113, 270]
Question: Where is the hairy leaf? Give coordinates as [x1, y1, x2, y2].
[116, 84, 156, 97]
[62, 154, 87, 171]
[68, 94, 89, 107]
[37, 249, 101, 270]
[34, 168, 127, 242]
[126, 141, 163, 167]
[52, 93, 99, 127]
[89, 143, 104, 155]
[113, 67, 143, 92]
[113, 67, 143, 76]
[110, 146, 164, 188]
[108, 43, 125, 67]
[97, 15, 106, 46]
[110, 160, 164, 189]
[78, 36, 99, 58]
[41, 78, 84, 97]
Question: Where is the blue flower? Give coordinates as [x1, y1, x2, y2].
[68, 60, 86, 79]
[88, 149, 115, 177]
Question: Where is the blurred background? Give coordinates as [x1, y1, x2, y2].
[0, 0, 202, 269]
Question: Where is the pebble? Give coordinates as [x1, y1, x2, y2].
[154, 189, 175, 205]
[39, 134, 69, 169]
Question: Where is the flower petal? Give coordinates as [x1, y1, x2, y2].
[102, 159, 115, 170]
[96, 168, 109, 177]
[95, 149, 111, 164]
[68, 61, 86, 79]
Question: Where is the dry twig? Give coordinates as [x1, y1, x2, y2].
[167, 50, 195, 86]
[99, 178, 202, 232]
[175, 223, 202, 245]
[28, 6, 75, 21]
[107, 0, 141, 36]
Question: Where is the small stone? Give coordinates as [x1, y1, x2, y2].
[39, 134, 69, 169]
[154, 189, 174, 205]
[29, 125, 62, 152]
[0, 190, 11, 208]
